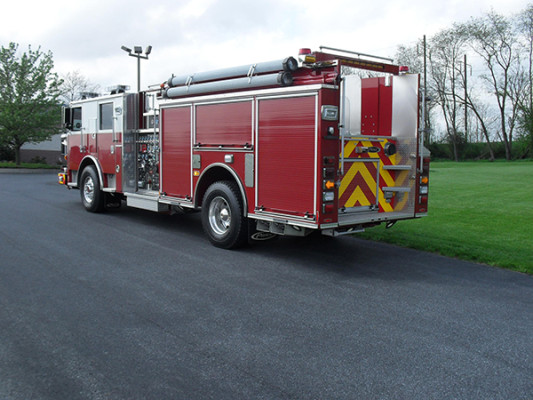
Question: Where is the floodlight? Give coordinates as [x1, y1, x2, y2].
[121, 44, 153, 92]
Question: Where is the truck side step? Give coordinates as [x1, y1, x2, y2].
[126, 193, 168, 213]
[256, 220, 311, 237]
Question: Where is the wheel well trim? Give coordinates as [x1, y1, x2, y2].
[194, 163, 248, 216]
[78, 156, 104, 189]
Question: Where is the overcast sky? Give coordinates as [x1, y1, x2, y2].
[1, 0, 530, 92]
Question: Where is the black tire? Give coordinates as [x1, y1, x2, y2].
[201, 181, 247, 249]
[80, 166, 105, 213]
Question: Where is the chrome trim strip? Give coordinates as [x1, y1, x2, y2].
[337, 211, 414, 226]
[68, 92, 129, 107]
[190, 105, 195, 197]
[254, 99, 259, 211]
[193, 147, 254, 152]
[314, 94, 318, 218]
[185, 97, 254, 107]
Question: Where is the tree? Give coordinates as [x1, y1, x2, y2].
[59, 70, 100, 103]
[460, 88, 497, 160]
[427, 27, 467, 161]
[451, 27, 497, 161]
[464, 11, 525, 160]
[0, 42, 62, 165]
[516, 4, 533, 157]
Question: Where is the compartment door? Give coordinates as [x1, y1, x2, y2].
[160, 106, 192, 200]
[256, 95, 317, 218]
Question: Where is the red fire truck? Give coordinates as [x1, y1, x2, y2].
[58, 47, 430, 248]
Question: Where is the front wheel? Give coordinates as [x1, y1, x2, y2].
[201, 181, 247, 249]
[80, 166, 105, 212]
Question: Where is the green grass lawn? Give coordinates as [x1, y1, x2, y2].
[0, 161, 58, 169]
[359, 160, 533, 274]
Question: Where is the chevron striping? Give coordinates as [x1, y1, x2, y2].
[394, 169, 411, 210]
[340, 137, 408, 213]
[343, 140, 356, 158]
[340, 166, 367, 206]
[339, 161, 359, 199]
[339, 161, 378, 208]
[345, 186, 369, 207]
[380, 168, 395, 187]
[358, 162, 378, 190]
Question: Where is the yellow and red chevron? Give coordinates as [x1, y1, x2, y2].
[339, 138, 406, 213]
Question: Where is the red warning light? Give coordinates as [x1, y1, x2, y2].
[399, 66, 409, 73]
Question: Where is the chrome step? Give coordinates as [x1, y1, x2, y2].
[382, 186, 411, 193]
[382, 165, 412, 171]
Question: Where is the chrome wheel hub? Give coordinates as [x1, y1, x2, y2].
[83, 176, 95, 205]
[208, 196, 231, 236]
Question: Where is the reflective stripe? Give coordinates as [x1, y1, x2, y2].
[339, 138, 403, 212]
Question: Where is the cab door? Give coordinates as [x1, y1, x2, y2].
[97, 97, 124, 191]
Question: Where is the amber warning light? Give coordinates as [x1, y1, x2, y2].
[58, 173, 67, 185]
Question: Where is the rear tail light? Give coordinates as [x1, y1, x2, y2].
[321, 162, 338, 216]
[416, 157, 430, 214]
[323, 192, 335, 202]
[323, 203, 335, 214]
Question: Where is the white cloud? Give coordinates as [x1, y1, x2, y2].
[1, 0, 530, 92]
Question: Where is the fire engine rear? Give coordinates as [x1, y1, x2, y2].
[58, 47, 430, 249]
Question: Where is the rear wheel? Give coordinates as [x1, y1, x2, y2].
[80, 166, 105, 213]
[201, 181, 247, 249]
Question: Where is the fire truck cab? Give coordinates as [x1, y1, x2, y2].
[59, 47, 429, 249]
